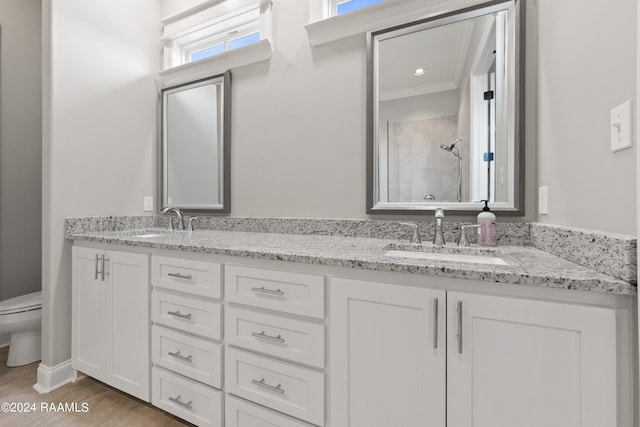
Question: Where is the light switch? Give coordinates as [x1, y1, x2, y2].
[538, 186, 548, 215]
[610, 100, 633, 152]
[143, 196, 153, 212]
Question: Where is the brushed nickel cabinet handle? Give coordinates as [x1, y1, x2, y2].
[168, 272, 192, 280]
[94, 253, 100, 280]
[168, 350, 193, 363]
[251, 286, 284, 296]
[169, 395, 193, 410]
[251, 378, 285, 394]
[167, 310, 192, 320]
[433, 298, 439, 350]
[251, 331, 285, 343]
[457, 300, 463, 354]
[101, 255, 107, 282]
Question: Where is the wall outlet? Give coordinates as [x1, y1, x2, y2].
[610, 100, 633, 152]
[143, 196, 154, 212]
[538, 186, 548, 215]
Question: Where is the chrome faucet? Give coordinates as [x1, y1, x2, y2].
[399, 222, 422, 244]
[186, 216, 200, 232]
[458, 224, 481, 247]
[433, 208, 445, 247]
[161, 207, 184, 230]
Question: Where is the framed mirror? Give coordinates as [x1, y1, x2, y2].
[367, 0, 524, 215]
[161, 71, 231, 212]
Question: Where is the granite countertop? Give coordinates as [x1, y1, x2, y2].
[66, 228, 636, 296]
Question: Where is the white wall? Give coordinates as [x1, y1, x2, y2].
[161, 0, 205, 18]
[42, 0, 159, 366]
[537, 0, 637, 235]
[0, 0, 42, 301]
[230, 2, 368, 218]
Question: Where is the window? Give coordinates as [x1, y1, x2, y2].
[161, 0, 272, 70]
[180, 7, 261, 64]
[188, 30, 260, 62]
[306, 0, 449, 47]
[335, 0, 385, 15]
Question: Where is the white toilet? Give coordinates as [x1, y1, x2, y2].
[0, 291, 42, 367]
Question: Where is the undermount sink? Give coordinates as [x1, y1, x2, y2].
[132, 233, 166, 238]
[383, 245, 510, 266]
[127, 230, 171, 239]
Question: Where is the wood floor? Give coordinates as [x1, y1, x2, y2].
[0, 346, 192, 426]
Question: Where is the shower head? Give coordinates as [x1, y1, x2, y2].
[439, 143, 455, 153]
[442, 137, 462, 150]
[440, 138, 463, 159]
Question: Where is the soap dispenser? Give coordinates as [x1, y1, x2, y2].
[477, 200, 496, 246]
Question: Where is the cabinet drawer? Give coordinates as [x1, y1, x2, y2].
[226, 395, 315, 427]
[226, 306, 324, 368]
[152, 367, 222, 427]
[225, 265, 325, 319]
[225, 348, 325, 426]
[151, 290, 222, 340]
[152, 256, 222, 298]
[152, 326, 222, 388]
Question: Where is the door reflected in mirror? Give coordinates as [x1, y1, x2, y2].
[162, 72, 231, 212]
[367, 0, 524, 214]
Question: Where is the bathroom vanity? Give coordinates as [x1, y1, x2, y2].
[68, 224, 636, 427]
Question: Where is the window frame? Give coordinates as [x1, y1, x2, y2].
[334, 0, 386, 16]
[309, 0, 389, 21]
[306, 0, 482, 47]
[160, 0, 272, 80]
[183, 20, 262, 64]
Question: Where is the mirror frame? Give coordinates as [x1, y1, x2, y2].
[161, 70, 231, 213]
[366, 0, 525, 215]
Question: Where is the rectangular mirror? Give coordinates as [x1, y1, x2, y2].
[161, 71, 231, 212]
[367, 0, 524, 214]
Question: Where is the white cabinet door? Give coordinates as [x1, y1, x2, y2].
[447, 292, 617, 427]
[72, 247, 107, 379]
[72, 246, 150, 402]
[329, 278, 446, 427]
[106, 250, 150, 401]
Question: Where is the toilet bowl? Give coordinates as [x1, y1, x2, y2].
[0, 291, 42, 367]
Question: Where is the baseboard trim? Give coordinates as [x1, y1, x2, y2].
[33, 359, 77, 394]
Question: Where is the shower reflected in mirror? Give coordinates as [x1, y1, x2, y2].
[440, 138, 463, 202]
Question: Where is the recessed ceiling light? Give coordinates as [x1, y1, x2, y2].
[413, 68, 426, 76]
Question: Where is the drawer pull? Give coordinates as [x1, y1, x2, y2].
[251, 331, 286, 343]
[251, 377, 285, 394]
[167, 310, 192, 320]
[168, 395, 193, 410]
[168, 350, 193, 363]
[251, 286, 285, 296]
[168, 272, 193, 280]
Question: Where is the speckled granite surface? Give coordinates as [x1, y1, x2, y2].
[64, 216, 161, 234]
[65, 225, 635, 296]
[65, 216, 637, 281]
[65, 216, 530, 244]
[531, 223, 637, 284]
